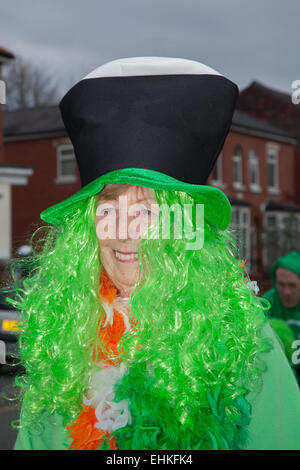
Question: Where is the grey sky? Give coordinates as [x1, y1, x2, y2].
[0, 0, 299, 100]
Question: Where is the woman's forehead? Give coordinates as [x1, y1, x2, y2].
[97, 184, 155, 201]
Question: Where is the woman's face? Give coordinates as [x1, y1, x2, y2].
[95, 184, 158, 296]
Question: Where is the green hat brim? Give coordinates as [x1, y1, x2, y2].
[40, 168, 231, 230]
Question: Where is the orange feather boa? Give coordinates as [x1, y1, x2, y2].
[66, 269, 129, 450]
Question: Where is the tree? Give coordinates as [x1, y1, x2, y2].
[2, 56, 60, 110]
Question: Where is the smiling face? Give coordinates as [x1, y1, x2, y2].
[95, 184, 158, 296]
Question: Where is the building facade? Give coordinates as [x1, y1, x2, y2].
[0, 47, 33, 280]
[2, 85, 300, 292]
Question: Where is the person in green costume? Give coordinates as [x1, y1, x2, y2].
[263, 251, 300, 383]
[8, 58, 300, 450]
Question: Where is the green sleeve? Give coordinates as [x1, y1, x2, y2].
[244, 320, 300, 450]
[14, 412, 71, 450]
[14, 321, 300, 450]
[262, 288, 274, 301]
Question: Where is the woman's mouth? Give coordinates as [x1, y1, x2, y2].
[113, 249, 138, 263]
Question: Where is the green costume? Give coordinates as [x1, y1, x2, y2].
[13, 322, 300, 450]
[263, 251, 300, 340]
[10, 59, 300, 451]
[263, 251, 300, 382]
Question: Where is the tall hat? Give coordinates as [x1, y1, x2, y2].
[40, 57, 239, 229]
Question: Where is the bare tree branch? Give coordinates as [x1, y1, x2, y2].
[2, 56, 60, 110]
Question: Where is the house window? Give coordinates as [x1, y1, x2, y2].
[263, 211, 300, 270]
[212, 153, 222, 181]
[232, 147, 244, 190]
[230, 206, 250, 263]
[249, 149, 261, 191]
[55, 144, 77, 184]
[250, 221, 258, 274]
[211, 153, 226, 188]
[266, 144, 279, 193]
[266, 214, 277, 229]
[56, 145, 77, 183]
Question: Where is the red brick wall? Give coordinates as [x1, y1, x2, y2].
[221, 131, 294, 203]
[208, 131, 295, 206]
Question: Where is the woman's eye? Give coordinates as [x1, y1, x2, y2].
[141, 209, 152, 216]
[98, 207, 116, 216]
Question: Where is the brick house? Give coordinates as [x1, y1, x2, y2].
[237, 80, 300, 202]
[0, 47, 33, 276]
[3, 106, 78, 254]
[207, 109, 298, 291]
[2, 85, 300, 292]
[235, 81, 300, 288]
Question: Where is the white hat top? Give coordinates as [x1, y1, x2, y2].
[83, 57, 222, 80]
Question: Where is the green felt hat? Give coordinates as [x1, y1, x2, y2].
[40, 57, 238, 230]
[40, 167, 232, 229]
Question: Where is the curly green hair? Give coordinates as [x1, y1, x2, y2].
[8, 188, 270, 449]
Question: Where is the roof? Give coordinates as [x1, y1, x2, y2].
[3, 105, 65, 140]
[0, 162, 33, 171]
[237, 81, 300, 140]
[265, 199, 300, 213]
[232, 109, 295, 143]
[0, 46, 14, 61]
[228, 195, 252, 207]
[3, 103, 297, 144]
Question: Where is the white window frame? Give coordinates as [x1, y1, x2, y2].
[0, 183, 11, 259]
[248, 149, 261, 192]
[211, 153, 226, 189]
[264, 211, 300, 231]
[230, 206, 251, 265]
[232, 147, 245, 191]
[262, 211, 300, 268]
[55, 144, 77, 184]
[250, 222, 258, 274]
[266, 143, 280, 194]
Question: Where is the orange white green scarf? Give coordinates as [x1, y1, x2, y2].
[67, 269, 133, 450]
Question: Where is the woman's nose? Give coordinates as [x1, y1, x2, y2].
[117, 212, 141, 240]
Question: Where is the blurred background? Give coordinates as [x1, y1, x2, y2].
[0, 0, 299, 450]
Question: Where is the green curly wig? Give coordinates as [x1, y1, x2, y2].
[8, 188, 270, 449]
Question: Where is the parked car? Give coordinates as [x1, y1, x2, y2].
[0, 245, 32, 372]
[0, 285, 21, 370]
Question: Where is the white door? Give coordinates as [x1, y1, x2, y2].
[0, 182, 11, 259]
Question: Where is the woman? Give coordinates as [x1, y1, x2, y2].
[12, 57, 300, 450]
